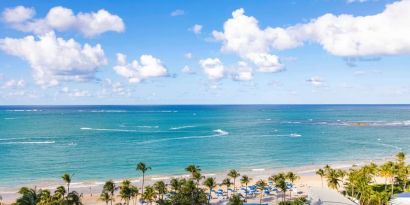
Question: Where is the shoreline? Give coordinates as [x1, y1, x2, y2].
[0, 155, 397, 204]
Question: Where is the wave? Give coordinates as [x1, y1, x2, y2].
[89, 110, 128, 113]
[136, 129, 229, 145]
[170, 125, 196, 130]
[4, 117, 17, 120]
[289, 133, 302, 137]
[0, 141, 55, 145]
[6, 109, 42, 112]
[120, 124, 159, 129]
[80, 127, 138, 132]
[213, 129, 229, 136]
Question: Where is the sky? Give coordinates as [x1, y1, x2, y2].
[0, 0, 409, 105]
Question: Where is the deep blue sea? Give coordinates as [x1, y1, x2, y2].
[1, 105, 410, 187]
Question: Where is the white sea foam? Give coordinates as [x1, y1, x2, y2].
[80, 127, 138, 132]
[136, 129, 229, 145]
[6, 109, 42, 112]
[89, 110, 128, 113]
[251, 168, 265, 172]
[170, 125, 196, 130]
[213, 129, 229, 136]
[0, 141, 55, 145]
[290, 133, 302, 137]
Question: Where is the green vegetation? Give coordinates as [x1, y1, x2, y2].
[13, 174, 82, 205]
[316, 152, 410, 205]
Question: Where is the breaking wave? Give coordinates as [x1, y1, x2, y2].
[170, 126, 196, 130]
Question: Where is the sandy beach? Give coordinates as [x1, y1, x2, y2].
[1, 156, 393, 205]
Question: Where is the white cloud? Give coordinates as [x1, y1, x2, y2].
[306, 76, 325, 87]
[215, 1, 410, 68]
[212, 9, 283, 72]
[1, 79, 25, 89]
[191, 24, 203, 34]
[0, 32, 107, 86]
[170, 9, 185, 17]
[2, 6, 35, 23]
[2, 6, 125, 37]
[232, 61, 253, 81]
[181, 65, 195, 74]
[184, 52, 193, 59]
[113, 53, 168, 83]
[199, 58, 225, 81]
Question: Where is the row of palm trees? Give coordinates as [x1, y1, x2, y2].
[13, 173, 82, 205]
[12, 161, 302, 205]
[99, 163, 301, 205]
[316, 152, 410, 205]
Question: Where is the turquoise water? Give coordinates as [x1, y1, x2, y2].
[1, 105, 410, 187]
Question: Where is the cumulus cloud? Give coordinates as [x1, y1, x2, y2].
[212, 9, 283, 72]
[306, 76, 325, 87]
[214, 1, 410, 70]
[191, 24, 203, 34]
[199, 58, 225, 81]
[170, 9, 185, 16]
[232, 61, 253, 81]
[2, 6, 125, 37]
[0, 32, 107, 86]
[2, 6, 35, 23]
[113, 53, 168, 83]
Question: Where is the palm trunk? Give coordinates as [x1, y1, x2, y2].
[392, 177, 394, 195]
[245, 183, 248, 202]
[321, 177, 323, 188]
[259, 192, 262, 205]
[141, 173, 145, 204]
[384, 178, 387, 191]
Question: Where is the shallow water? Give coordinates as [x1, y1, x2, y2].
[1, 105, 409, 187]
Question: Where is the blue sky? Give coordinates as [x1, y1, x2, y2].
[0, 0, 409, 105]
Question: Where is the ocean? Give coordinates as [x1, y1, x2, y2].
[1, 105, 409, 188]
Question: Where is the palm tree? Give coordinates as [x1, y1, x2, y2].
[316, 169, 325, 188]
[326, 169, 342, 191]
[185, 164, 201, 177]
[396, 152, 406, 163]
[222, 178, 233, 198]
[99, 192, 110, 205]
[203, 177, 217, 205]
[54, 186, 66, 200]
[276, 179, 287, 202]
[61, 173, 72, 196]
[286, 172, 299, 199]
[240, 175, 251, 200]
[170, 178, 182, 193]
[103, 180, 116, 205]
[153, 181, 167, 200]
[0, 195, 3, 205]
[192, 171, 204, 187]
[379, 162, 394, 191]
[142, 186, 156, 205]
[119, 180, 132, 205]
[255, 180, 267, 205]
[228, 169, 240, 191]
[136, 162, 151, 197]
[65, 191, 83, 205]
